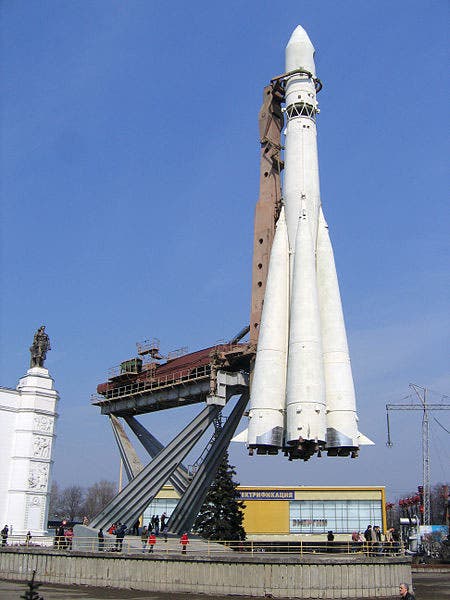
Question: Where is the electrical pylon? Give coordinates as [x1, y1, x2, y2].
[386, 384, 450, 526]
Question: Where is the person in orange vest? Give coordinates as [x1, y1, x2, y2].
[148, 532, 156, 553]
[180, 532, 189, 554]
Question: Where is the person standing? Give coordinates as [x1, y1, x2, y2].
[373, 525, 382, 556]
[141, 526, 148, 553]
[162, 525, 169, 542]
[154, 515, 160, 536]
[1, 525, 9, 547]
[115, 522, 126, 551]
[160, 512, 167, 531]
[180, 532, 189, 554]
[385, 527, 394, 555]
[98, 528, 105, 551]
[25, 531, 32, 547]
[148, 532, 156, 553]
[326, 530, 334, 553]
[132, 519, 140, 536]
[399, 583, 415, 599]
[65, 527, 74, 550]
[351, 531, 359, 552]
[357, 531, 365, 552]
[364, 525, 372, 555]
[56, 522, 66, 549]
[392, 528, 401, 555]
[107, 523, 116, 535]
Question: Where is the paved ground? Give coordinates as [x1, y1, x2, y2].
[412, 570, 450, 599]
[1, 569, 449, 599]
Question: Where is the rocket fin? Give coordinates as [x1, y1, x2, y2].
[247, 207, 289, 453]
[316, 207, 359, 451]
[357, 432, 375, 446]
[231, 428, 248, 443]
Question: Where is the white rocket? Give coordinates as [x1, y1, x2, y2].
[243, 26, 371, 461]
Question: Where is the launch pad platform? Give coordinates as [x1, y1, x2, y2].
[89, 336, 252, 537]
[92, 341, 252, 416]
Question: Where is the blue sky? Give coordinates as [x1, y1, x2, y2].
[1, 1, 448, 500]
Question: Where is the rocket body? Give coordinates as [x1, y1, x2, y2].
[247, 25, 361, 460]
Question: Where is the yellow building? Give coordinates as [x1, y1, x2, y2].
[146, 485, 386, 542]
[238, 486, 386, 541]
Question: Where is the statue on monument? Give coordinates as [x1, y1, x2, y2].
[29, 326, 51, 368]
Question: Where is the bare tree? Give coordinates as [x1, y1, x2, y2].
[82, 480, 116, 519]
[430, 483, 449, 525]
[48, 481, 63, 520]
[60, 485, 85, 521]
[391, 482, 449, 527]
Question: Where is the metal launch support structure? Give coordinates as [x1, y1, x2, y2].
[91, 78, 285, 531]
[91, 338, 251, 534]
[91, 25, 374, 533]
[386, 383, 450, 526]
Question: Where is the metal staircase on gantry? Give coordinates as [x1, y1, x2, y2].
[90, 332, 251, 534]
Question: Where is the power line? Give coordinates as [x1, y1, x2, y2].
[433, 417, 450, 435]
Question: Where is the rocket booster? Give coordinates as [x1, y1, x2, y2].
[246, 26, 369, 461]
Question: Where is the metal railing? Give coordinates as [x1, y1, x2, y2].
[1, 536, 405, 557]
[91, 364, 211, 404]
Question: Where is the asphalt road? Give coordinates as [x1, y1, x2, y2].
[1, 570, 449, 599]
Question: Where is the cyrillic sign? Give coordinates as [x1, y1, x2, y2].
[238, 490, 295, 500]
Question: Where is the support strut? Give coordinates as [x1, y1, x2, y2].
[90, 403, 221, 530]
[124, 415, 191, 495]
[109, 414, 143, 481]
[168, 391, 249, 534]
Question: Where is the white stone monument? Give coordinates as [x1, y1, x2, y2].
[0, 330, 59, 538]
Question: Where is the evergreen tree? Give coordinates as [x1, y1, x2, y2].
[194, 451, 246, 541]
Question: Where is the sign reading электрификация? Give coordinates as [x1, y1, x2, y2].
[238, 490, 295, 500]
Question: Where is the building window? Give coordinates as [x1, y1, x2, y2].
[142, 498, 178, 526]
[289, 499, 382, 534]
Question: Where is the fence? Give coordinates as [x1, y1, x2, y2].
[92, 364, 211, 403]
[1, 535, 405, 557]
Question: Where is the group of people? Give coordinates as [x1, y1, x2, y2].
[99, 516, 188, 554]
[54, 521, 74, 549]
[138, 529, 189, 554]
[102, 522, 127, 551]
[147, 513, 168, 536]
[1, 526, 32, 548]
[140, 513, 169, 545]
[323, 525, 402, 556]
[360, 524, 401, 555]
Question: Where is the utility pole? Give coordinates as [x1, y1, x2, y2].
[386, 384, 450, 526]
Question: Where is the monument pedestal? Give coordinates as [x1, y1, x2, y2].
[0, 367, 59, 537]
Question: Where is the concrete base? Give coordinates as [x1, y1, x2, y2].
[0, 547, 411, 598]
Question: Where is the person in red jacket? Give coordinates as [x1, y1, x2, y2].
[148, 532, 156, 553]
[65, 528, 74, 550]
[180, 532, 189, 554]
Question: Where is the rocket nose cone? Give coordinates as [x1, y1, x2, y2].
[285, 25, 316, 76]
[287, 25, 314, 47]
